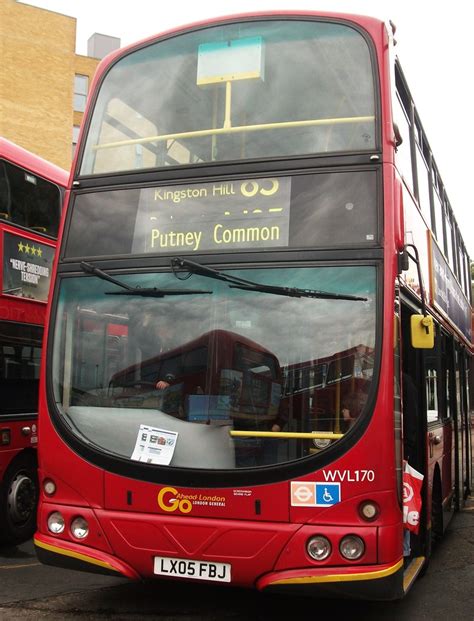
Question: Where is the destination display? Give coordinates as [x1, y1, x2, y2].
[2, 231, 54, 302]
[65, 170, 378, 258]
[132, 177, 291, 254]
[430, 235, 471, 341]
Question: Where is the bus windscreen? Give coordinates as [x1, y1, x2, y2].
[80, 19, 376, 174]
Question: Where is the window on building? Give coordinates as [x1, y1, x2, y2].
[74, 74, 89, 113]
[72, 125, 81, 157]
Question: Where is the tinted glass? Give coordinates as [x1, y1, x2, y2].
[0, 321, 43, 415]
[0, 159, 61, 237]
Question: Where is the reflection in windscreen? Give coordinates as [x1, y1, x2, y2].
[52, 266, 376, 469]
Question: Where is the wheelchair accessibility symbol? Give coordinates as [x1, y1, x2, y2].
[315, 482, 341, 506]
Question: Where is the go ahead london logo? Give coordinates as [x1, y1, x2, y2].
[291, 481, 341, 507]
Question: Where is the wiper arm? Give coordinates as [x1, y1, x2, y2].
[171, 257, 367, 301]
[171, 257, 253, 287]
[81, 261, 137, 290]
[105, 288, 212, 298]
[229, 283, 366, 300]
[80, 261, 212, 298]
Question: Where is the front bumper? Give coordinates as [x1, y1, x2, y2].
[34, 533, 140, 580]
[257, 559, 405, 600]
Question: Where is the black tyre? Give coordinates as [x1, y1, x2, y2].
[0, 453, 38, 545]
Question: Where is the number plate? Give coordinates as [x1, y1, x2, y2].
[154, 556, 231, 582]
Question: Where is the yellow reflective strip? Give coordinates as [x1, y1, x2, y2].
[229, 430, 344, 439]
[269, 560, 403, 585]
[93, 116, 375, 150]
[34, 539, 118, 572]
[403, 556, 425, 591]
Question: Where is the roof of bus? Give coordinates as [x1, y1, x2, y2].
[0, 137, 69, 186]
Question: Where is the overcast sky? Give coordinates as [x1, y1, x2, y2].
[24, 0, 474, 257]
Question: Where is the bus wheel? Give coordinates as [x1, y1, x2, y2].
[0, 454, 38, 545]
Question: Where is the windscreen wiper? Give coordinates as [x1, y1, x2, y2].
[80, 261, 212, 298]
[171, 257, 367, 301]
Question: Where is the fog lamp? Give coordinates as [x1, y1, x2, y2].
[47, 511, 65, 534]
[307, 535, 332, 561]
[43, 479, 56, 496]
[340, 535, 365, 560]
[71, 516, 89, 539]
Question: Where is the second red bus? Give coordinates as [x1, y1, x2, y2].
[0, 137, 67, 544]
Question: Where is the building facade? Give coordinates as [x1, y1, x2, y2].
[0, 0, 119, 170]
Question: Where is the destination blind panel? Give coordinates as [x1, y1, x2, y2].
[132, 178, 291, 254]
[65, 171, 378, 258]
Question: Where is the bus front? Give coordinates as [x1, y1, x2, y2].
[35, 14, 404, 599]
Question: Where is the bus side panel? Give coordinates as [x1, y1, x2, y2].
[0, 417, 38, 478]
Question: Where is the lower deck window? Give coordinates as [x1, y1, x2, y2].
[0, 321, 43, 415]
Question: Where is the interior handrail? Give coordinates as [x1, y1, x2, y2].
[229, 430, 344, 439]
[92, 115, 375, 151]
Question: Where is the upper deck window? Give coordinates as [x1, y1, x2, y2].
[0, 159, 61, 237]
[80, 19, 376, 175]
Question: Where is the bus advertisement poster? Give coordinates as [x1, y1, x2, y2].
[429, 235, 471, 341]
[2, 230, 54, 302]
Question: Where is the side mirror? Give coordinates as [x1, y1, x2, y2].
[410, 314, 434, 349]
[393, 122, 403, 148]
[398, 249, 409, 273]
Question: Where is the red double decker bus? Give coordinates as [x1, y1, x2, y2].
[0, 138, 67, 544]
[34, 13, 472, 599]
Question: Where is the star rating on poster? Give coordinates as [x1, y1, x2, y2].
[17, 241, 43, 257]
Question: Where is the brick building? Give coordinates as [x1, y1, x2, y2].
[0, 0, 120, 169]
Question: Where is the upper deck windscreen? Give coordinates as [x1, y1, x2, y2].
[80, 19, 377, 175]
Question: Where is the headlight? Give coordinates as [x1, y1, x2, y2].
[71, 516, 89, 539]
[47, 511, 65, 534]
[340, 535, 365, 560]
[307, 535, 332, 561]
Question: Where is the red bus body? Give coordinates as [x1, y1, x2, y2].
[0, 138, 67, 544]
[34, 13, 472, 599]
